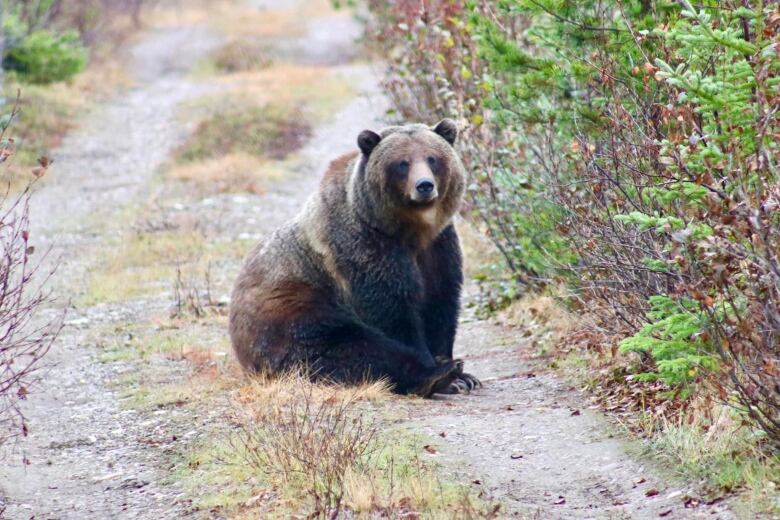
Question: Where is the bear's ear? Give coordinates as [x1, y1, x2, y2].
[357, 130, 382, 156]
[433, 119, 458, 146]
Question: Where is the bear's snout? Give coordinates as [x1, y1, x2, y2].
[414, 178, 437, 201]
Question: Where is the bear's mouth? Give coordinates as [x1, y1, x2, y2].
[407, 197, 437, 209]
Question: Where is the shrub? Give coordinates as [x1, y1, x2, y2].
[0, 107, 60, 449]
[229, 374, 494, 518]
[363, 1, 780, 444]
[2, 0, 149, 45]
[3, 29, 88, 84]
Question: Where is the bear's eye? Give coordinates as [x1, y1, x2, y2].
[397, 160, 410, 175]
[427, 156, 437, 168]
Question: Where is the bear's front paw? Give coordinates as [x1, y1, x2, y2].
[413, 358, 463, 397]
[440, 372, 482, 395]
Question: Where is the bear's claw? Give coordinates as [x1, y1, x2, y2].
[440, 372, 482, 395]
[412, 359, 463, 397]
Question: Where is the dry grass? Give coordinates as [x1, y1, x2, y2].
[221, 372, 496, 518]
[166, 153, 291, 195]
[210, 39, 273, 73]
[145, 0, 335, 37]
[646, 401, 780, 516]
[175, 103, 311, 164]
[78, 223, 247, 307]
[169, 97, 311, 195]
[235, 371, 392, 410]
[496, 290, 583, 358]
[231, 375, 384, 517]
[457, 220, 503, 279]
[214, 64, 354, 122]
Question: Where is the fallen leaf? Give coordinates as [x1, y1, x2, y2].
[553, 496, 566, 505]
[439, 431, 447, 438]
[570, 409, 581, 416]
[423, 445, 437, 454]
[659, 509, 672, 517]
[645, 489, 659, 497]
[510, 453, 523, 459]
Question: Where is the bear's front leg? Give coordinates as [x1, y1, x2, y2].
[420, 225, 481, 394]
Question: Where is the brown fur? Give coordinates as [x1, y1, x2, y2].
[229, 119, 475, 395]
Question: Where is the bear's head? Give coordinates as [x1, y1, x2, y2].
[350, 119, 465, 247]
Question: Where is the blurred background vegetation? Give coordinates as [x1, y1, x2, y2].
[0, 0, 147, 185]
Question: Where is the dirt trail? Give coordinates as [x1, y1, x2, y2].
[0, 2, 733, 519]
[1, 25, 222, 520]
[409, 308, 734, 519]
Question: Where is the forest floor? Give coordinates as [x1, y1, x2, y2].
[0, 1, 739, 519]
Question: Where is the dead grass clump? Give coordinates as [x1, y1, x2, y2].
[227, 373, 497, 518]
[212, 40, 272, 73]
[497, 291, 582, 358]
[235, 371, 392, 411]
[646, 401, 780, 515]
[457, 220, 502, 280]
[167, 153, 283, 195]
[144, 0, 330, 38]
[232, 378, 380, 518]
[175, 103, 311, 164]
[171, 263, 227, 319]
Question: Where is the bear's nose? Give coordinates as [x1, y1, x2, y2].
[415, 179, 435, 196]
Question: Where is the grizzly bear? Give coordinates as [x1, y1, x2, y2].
[229, 119, 480, 396]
